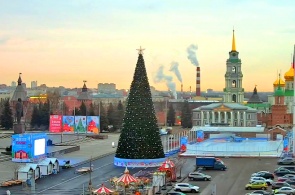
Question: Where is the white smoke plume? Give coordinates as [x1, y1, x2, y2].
[187, 44, 199, 66]
[154, 65, 177, 98]
[169, 61, 182, 83]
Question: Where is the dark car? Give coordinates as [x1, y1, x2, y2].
[275, 166, 295, 172]
[271, 181, 291, 189]
[285, 178, 295, 185]
[252, 171, 275, 180]
[278, 158, 295, 165]
[275, 169, 295, 177]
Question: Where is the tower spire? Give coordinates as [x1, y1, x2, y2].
[232, 29, 236, 52]
[293, 44, 295, 69]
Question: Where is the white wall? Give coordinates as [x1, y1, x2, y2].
[256, 134, 269, 139]
[209, 133, 234, 138]
[17, 172, 28, 181]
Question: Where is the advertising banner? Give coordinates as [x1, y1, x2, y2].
[75, 116, 87, 133]
[49, 115, 62, 132]
[284, 137, 289, 151]
[62, 116, 75, 132]
[86, 116, 100, 134]
[12, 133, 48, 163]
[197, 130, 204, 142]
[180, 136, 188, 152]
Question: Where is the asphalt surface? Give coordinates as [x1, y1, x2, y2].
[0, 155, 281, 195]
[170, 157, 279, 195]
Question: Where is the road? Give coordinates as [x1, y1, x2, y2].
[0, 155, 280, 195]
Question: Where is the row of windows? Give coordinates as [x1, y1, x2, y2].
[196, 113, 253, 119]
[195, 121, 255, 127]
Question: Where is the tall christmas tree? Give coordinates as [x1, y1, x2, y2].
[115, 48, 165, 159]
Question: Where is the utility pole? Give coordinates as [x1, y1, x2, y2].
[88, 157, 93, 194]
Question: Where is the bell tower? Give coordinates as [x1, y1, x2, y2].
[223, 30, 244, 103]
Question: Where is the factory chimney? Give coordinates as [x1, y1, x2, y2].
[196, 67, 201, 96]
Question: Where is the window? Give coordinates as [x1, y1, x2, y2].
[232, 80, 236, 87]
[232, 94, 237, 102]
[232, 66, 236, 73]
[247, 114, 251, 120]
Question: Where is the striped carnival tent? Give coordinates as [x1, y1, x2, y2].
[159, 159, 175, 170]
[116, 167, 137, 186]
[158, 158, 176, 181]
[93, 184, 113, 194]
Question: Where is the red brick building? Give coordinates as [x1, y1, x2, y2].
[258, 84, 292, 128]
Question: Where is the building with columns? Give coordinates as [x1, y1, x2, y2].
[192, 103, 258, 127]
[223, 30, 244, 103]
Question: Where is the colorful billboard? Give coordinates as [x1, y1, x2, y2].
[62, 116, 75, 132]
[12, 133, 48, 163]
[86, 116, 100, 134]
[75, 116, 87, 133]
[49, 115, 62, 132]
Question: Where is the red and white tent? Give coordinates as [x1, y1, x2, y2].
[93, 184, 113, 194]
[116, 167, 138, 185]
[159, 159, 175, 170]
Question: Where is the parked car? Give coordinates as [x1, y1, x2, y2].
[251, 171, 275, 179]
[250, 177, 273, 185]
[188, 172, 211, 181]
[280, 152, 295, 159]
[275, 166, 295, 172]
[272, 186, 295, 194]
[271, 182, 291, 190]
[275, 169, 295, 177]
[278, 158, 295, 165]
[278, 174, 295, 182]
[285, 178, 295, 185]
[245, 182, 268, 190]
[167, 192, 187, 195]
[173, 183, 200, 193]
[245, 190, 271, 195]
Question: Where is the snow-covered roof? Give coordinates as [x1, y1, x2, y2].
[37, 159, 52, 166]
[191, 126, 265, 133]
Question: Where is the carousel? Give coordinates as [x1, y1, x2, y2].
[109, 167, 152, 194]
[158, 159, 176, 182]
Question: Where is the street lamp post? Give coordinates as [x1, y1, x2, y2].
[165, 97, 168, 127]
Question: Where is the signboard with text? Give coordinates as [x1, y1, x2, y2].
[49, 115, 62, 132]
[12, 133, 48, 163]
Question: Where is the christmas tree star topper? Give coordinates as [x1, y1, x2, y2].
[136, 46, 145, 55]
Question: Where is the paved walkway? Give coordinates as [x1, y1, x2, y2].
[0, 133, 120, 183]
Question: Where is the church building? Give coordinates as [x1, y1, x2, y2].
[192, 30, 261, 130]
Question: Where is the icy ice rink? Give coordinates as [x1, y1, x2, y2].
[182, 138, 284, 157]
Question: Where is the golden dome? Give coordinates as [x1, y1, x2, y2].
[284, 67, 294, 81]
[273, 78, 285, 87]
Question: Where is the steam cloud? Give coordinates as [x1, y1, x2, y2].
[154, 65, 177, 98]
[169, 61, 182, 83]
[187, 44, 199, 66]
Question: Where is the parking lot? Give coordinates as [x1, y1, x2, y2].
[171, 157, 279, 195]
